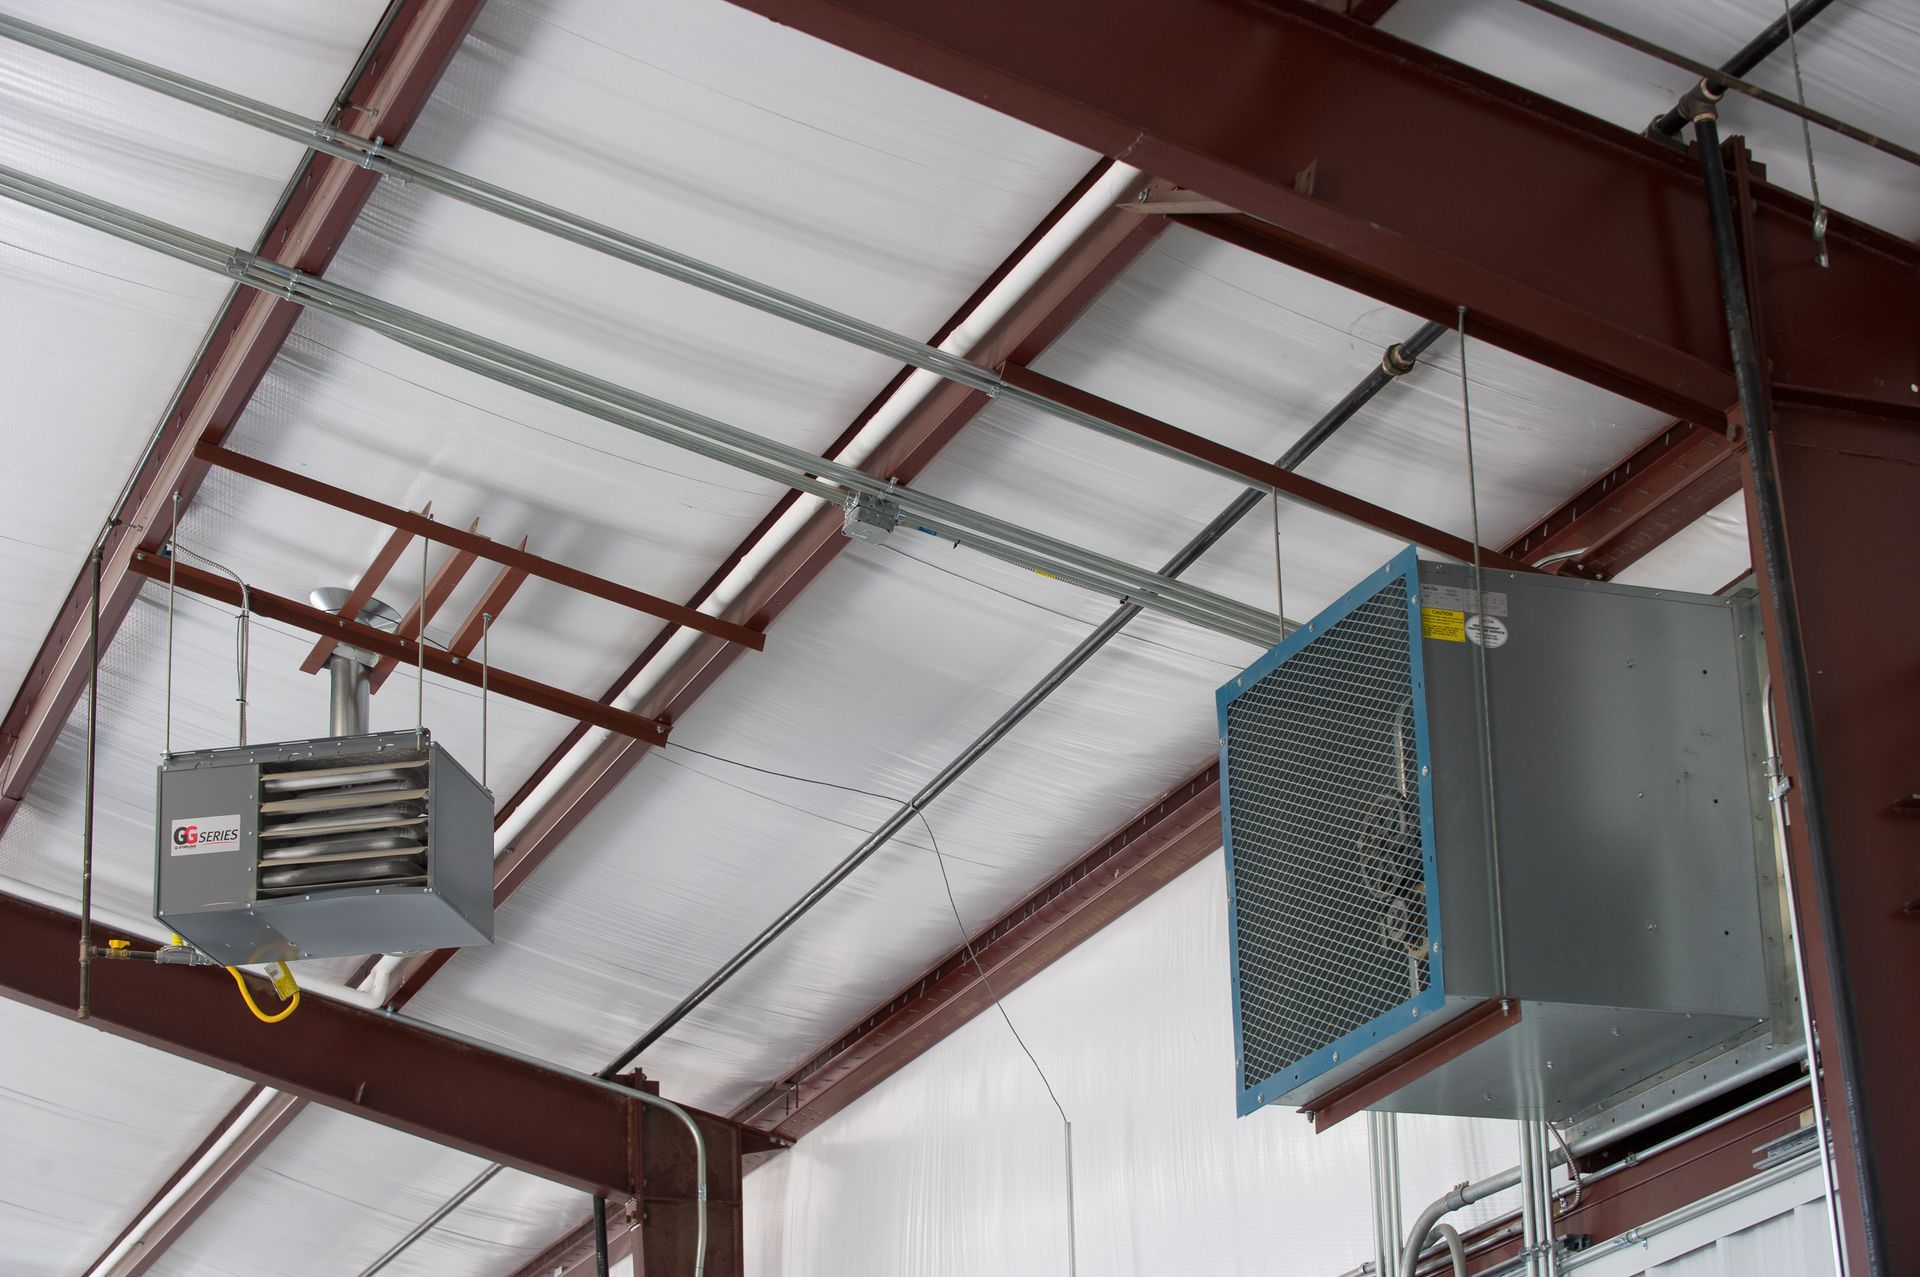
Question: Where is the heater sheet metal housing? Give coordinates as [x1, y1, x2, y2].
[156, 730, 493, 964]
[1220, 547, 1770, 1121]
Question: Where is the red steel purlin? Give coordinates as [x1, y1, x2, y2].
[201, 439, 766, 651]
[301, 518, 421, 673]
[1000, 362, 1535, 573]
[735, 764, 1223, 1138]
[125, 551, 672, 742]
[1500, 420, 1741, 579]
[365, 518, 481, 693]
[0, 0, 486, 833]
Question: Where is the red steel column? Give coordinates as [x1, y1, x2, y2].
[1743, 401, 1919, 1275]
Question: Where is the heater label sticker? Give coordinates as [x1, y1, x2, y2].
[1420, 608, 1467, 642]
[1467, 615, 1510, 648]
[170, 814, 242, 856]
[1423, 584, 1507, 617]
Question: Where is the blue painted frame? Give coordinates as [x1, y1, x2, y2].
[1218, 545, 1444, 1116]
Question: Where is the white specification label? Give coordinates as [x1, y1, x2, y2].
[1423, 584, 1507, 617]
[1466, 615, 1510, 649]
[170, 813, 242, 856]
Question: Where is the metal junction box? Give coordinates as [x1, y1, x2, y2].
[1220, 547, 1771, 1122]
[156, 730, 493, 964]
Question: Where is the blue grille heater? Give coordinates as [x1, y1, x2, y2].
[1220, 547, 1774, 1122]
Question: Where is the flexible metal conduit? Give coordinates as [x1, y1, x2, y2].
[607, 320, 1447, 1073]
[1398, 1073, 1811, 1277]
[0, 162, 1285, 649]
[346, 1015, 710, 1277]
[0, 13, 1470, 552]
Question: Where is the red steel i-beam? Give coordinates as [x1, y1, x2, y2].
[1, 894, 642, 1195]
[1745, 400, 1920, 1275]
[0, 0, 484, 836]
[720, 0, 1920, 424]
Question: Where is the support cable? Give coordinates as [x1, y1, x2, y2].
[416, 526, 428, 748]
[607, 320, 1446, 1069]
[480, 612, 491, 788]
[1777, 0, 1830, 265]
[164, 492, 177, 755]
[646, 744, 1075, 1274]
[169, 540, 251, 746]
[1456, 308, 1509, 997]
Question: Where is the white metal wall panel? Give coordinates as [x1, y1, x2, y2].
[1571, 1164, 1833, 1277]
[743, 855, 1520, 1277]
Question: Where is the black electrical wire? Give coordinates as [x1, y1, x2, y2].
[604, 320, 1448, 1074]
[662, 741, 1069, 1115]
[918, 804, 1068, 1122]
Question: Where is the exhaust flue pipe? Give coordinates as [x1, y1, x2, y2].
[326, 654, 371, 737]
[309, 588, 402, 738]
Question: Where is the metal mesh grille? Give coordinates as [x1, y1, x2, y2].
[1226, 573, 1428, 1091]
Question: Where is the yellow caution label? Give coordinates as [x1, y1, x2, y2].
[1421, 607, 1467, 642]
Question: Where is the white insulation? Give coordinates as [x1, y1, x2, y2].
[5, 0, 1907, 1270]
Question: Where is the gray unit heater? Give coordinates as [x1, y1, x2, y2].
[1220, 546, 1771, 1122]
[156, 730, 493, 964]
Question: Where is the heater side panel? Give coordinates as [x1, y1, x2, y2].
[1420, 564, 1769, 1021]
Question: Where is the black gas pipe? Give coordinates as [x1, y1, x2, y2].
[1688, 101, 1882, 1275]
